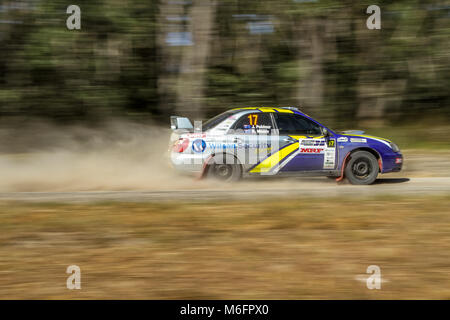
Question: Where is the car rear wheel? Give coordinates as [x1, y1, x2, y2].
[344, 151, 379, 185]
[207, 154, 242, 182]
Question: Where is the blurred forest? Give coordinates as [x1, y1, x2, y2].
[0, 0, 449, 128]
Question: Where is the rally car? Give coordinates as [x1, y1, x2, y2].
[169, 107, 403, 185]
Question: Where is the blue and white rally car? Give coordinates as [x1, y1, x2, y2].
[169, 107, 403, 185]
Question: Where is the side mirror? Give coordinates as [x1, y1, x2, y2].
[322, 127, 329, 137]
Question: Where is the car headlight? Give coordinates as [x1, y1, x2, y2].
[389, 142, 400, 153]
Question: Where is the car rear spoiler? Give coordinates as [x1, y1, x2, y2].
[170, 116, 194, 131]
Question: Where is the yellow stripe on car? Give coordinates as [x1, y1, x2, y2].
[232, 107, 294, 113]
[273, 108, 293, 113]
[258, 107, 276, 113]
[250, 142, 299, 173]
[288, 135, 306, 140]
[288, 135, 323, 140]
[231, 107, 259, 110]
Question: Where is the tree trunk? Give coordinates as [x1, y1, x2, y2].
[176, 0, 217, 120]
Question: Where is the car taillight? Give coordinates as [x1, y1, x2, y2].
[173, 138, 189, 153]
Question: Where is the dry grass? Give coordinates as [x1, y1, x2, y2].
[0, 196, 449, 299]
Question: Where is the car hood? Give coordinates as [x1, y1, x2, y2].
[337, 132, 393, 146]
[339, 130, 365, 135]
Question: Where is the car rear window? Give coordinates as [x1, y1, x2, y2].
[201, 110, 241, 131]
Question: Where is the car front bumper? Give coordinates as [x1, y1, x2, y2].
[382, 153, 403, 173]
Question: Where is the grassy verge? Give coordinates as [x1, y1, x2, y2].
[1, 196, 449, 299]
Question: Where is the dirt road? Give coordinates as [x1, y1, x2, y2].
[0, 150, 449, 202]
[0, 176, 448, 203]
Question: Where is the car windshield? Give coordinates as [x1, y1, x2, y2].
[201, 110, 241, 131]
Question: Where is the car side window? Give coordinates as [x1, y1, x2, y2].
[231, 113, 273, 135]
[274, 113, 322, 135]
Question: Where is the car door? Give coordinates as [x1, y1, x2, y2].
[273, 113, 336, 172]
[229, 112, 277, 172]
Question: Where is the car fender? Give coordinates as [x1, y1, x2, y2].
[198, 152, 243, 179]
[336, 144, 384, 181]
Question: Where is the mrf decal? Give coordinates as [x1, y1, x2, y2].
[299, 139, 325, 154]
[299, 138, 336, 169]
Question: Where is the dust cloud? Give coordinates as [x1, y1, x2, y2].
[0, 118, 301, 193]
[0, 119, 201, 192]
[0, 119, 428, 193]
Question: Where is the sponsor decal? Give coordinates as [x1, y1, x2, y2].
[206, 142, 271, 150]
[300, 148, 325, 154]
[323, 148, 336, 169]
[192, 139, 207, 153]
[337, 137, 348, 142]
[237, 142, 271, 149]
[350, 138, 367, 143]
[300, 138, 326, 153]
[395, 157, 403, 164]
[187, 133, 206, 138]
[300, 139, 325, 147]
[243, 124, 255, 134]
[207, 142, 236, 150]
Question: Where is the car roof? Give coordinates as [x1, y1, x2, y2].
[231, 106, 308, 117]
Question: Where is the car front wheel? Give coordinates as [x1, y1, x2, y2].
[344, 151, 379, 185]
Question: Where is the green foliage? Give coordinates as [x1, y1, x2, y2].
[0, 0, 449, 126]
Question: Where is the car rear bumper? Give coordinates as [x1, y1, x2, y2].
[169, 152, 210, 174]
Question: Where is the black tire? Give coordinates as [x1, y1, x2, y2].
[207, 154, 242, 182]
[344, 151, 379, 185]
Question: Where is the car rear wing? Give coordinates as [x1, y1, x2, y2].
[170, 116, 194, 131]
